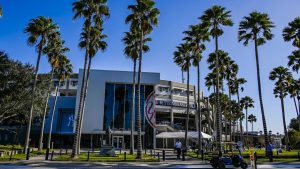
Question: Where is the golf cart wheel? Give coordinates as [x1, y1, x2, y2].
[233, 162, 240, 168]
[240, 162, 248, 169]
[217, 161, 225, 169]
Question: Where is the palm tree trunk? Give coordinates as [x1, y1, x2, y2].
[182, 69, 185, 83]
[245, 108, 248, 146]
[77, 56, 92, 155]
[254, 35, 269, 149]
[251, 121, 254, 144]
[184, 66, 190, 149]
[71, 19, 91, 158]
[38, 68, 54, 151]
[237, 89, 243, 144]
[228, 83, 232, 142]
[293, 96, 299, 116]
[130, 58, 137, 155]
[215, 34, 222, 154]
[47, 82, 60, 149]
[24, 40, 44, 151]
[280, 93, 289, 150]
[197, 64, 202, 152]
[136, 31, 144, 159]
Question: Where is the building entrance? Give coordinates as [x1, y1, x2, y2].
[113, 136, 124, 149]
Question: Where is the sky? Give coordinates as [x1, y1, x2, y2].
[0, 0, 300, 134]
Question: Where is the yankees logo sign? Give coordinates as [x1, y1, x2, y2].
[144, 91, 156, 128]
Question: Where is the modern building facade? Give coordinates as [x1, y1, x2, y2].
[43, 69, 209, 149]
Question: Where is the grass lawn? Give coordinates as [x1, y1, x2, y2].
[55, 152, 158, 162]
[0, 152, 39, 161]
[0, 145, 23, 152]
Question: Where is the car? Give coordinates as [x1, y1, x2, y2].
[210, 154, 248, 169]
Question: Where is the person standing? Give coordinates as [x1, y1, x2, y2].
[175, 139, 182, 159]
[266, 141, 273, 162]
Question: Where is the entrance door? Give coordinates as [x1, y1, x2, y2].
[113, 136, 124, 149]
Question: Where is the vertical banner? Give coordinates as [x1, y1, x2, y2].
[144, 91, 156, 128]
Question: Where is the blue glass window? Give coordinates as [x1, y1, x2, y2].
[104, 83, 114, 130]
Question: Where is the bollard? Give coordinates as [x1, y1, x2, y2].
[119, 148, 121, 154]
[145, 148, 147, 154]
[162, 150, 165, 161]
[277, 150, 279, 156]
[87, 151, 90, 161]
[45, 148, 49, 160]
[50, 151, 54, 161]
[157, 152, 160, 162]
[201, 150, 204, 161]
[65, 149, 68, 154]
[298, 151, 300, 161]
[254, 152, 257, 169]
[124, 152, 126, 161]
[59, 149, 62, 156]
[182, 150, 185, 161]
[26, 148, 30, 160]
[150, 149, 153, 156]
[196, 150, 199, 158]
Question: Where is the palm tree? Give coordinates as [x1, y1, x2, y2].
[200, 6, 233, 153]
[47, 56, 73, 152]
[232, 77, 247, 142]
[287, 50, 300, 73]
[174, 42, 192, 149]
[77, 24, 108, 154]
[283, 17, 300, 48]
[224, 58, 238, 142]
[240, 96, 254, 135]
[269, 66, 292, 150]
[248, 114, 257, 144]
[71, 0, 109, 158]
[24, 16, 58, 151]
[125, 0, 159, 159]
[287, 78, 300, 116]
[238, 11, 274, 147]
[122, 30, 150, 154]
[38, 32, 69, 152]
[184, 23, 209, 152]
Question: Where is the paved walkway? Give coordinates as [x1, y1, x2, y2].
[1, 161, 300, 168]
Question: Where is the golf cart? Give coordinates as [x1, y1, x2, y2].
[210, 142, 248, 169]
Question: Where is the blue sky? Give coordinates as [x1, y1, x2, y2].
[1, 0, 300, 134]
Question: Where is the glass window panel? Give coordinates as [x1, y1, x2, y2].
[114, 84, 125, 130]
[104, 83, 114, 130]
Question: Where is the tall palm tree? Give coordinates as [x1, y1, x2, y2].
[125, 0, 159, 159]
[248, 114, 257, 134]
[184, 23, 209, 152]
[283, 17, 300, 48]
[24, 16, 58, 151]
[287, 78, 300, 116]
[238, 11, 274, 147]
[200, 6, 233, 153]
[71, 0, 109, 158]
[174, 42, 192, 149]
[77, 24, 108, 154]
[240, 96, 254, 135]
[248, 114, 257, 144]
[232, 77, 247, 142]
[47, 56, 73, 151]
[38, 32, 69, 152]
[122, 30, 150, 154]
[269, 66, 292, 150]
